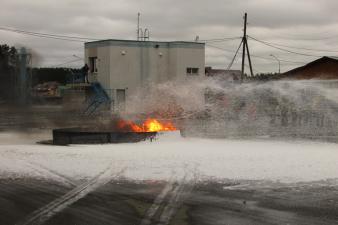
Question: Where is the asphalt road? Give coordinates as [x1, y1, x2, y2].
[1, 177, 338, 225]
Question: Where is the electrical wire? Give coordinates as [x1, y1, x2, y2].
[1, 29, 85, 42]
[248, 36, 323, 57]
[268, 34, 338, 41]
[0, 27, 99, 40]
[249, 35, 338, 53]
[0, 26, 101, 42]
[0, 26, 242, 44]
[206, 43, 307, 64]
[1, 26, 313, 68]
[49, 58, 83, 67]
[206, 43, 238, 53]
[200, 37, 241, 43]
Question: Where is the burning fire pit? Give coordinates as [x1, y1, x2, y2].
[52, 118, 176, 145]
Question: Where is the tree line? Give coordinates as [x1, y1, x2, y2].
[0, 44, 17, 100]
[0, 44, 80, 102]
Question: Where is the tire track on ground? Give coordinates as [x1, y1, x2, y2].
[15, 165, 125, 225]
[156, 177, 194, 225]
[140, 178, 176, 225]
[26, 162, 77, 188]
[26, 161, 115, 209]
[140, 168, 197, 225]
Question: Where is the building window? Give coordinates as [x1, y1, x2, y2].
[186, 67, 199, 75]
[89, 57, 98, 73]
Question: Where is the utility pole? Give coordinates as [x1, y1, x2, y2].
[241, 13, 254, 82]
[137, 12, 140, 41]
[241, 13, 247, 81]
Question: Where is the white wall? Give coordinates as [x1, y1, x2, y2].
[172, 47, 205, 81]
[85, 40, 205, 111]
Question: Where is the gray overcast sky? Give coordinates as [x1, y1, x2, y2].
[1, 0, 338, 73]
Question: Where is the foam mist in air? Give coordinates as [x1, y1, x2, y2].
[121, 76, 338, 140]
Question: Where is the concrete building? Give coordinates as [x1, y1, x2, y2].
[84, 39, 205, 111]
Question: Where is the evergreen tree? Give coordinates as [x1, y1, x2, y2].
[0, 44, 18, 100]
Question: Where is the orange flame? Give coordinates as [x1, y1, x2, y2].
[117, 118, 177, 132]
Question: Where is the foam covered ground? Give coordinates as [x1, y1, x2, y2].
[0, 131, 338, 183]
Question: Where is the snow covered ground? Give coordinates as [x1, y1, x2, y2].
[1, 131, 338, 183]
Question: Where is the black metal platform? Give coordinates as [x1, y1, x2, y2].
[53, 128, 157, 145]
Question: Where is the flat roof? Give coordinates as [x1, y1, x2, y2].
[85, 39, 205, 49]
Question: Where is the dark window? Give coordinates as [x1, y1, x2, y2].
[89, 57, 98, 73]
[186, 67, 199, 75]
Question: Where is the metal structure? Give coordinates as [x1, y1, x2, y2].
[84, 82, 112, 115]
[136, 13, 150, 41]
[240, 13, 254, 81]
[226, 13, 254, 81]
[53, 128, 157, 145]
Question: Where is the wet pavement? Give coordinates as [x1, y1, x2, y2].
[1, 177, 338, 225]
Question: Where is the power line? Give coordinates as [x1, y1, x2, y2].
[0, 28, 85, 42]
[206, 43, 307, 64]
[49, 58, 83, 67]
[273, 58, 307, 64]
[0, 26, 99, 40]
[21, 33, 85, 42]
[271, 43, 338, 53]
[0, 26, 242, 44]
[1, 26, 311, 68]
[206, 43, 238, 53]
[0, 26, 101, 42]
[269, 34, 338, 41]
[249, 35, 338, 53]
[248, 36, 323, 57]
[200, 37, 241, 43]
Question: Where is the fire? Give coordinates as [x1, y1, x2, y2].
[144, 119, 176, 132]
[117, 118, 177, 132]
